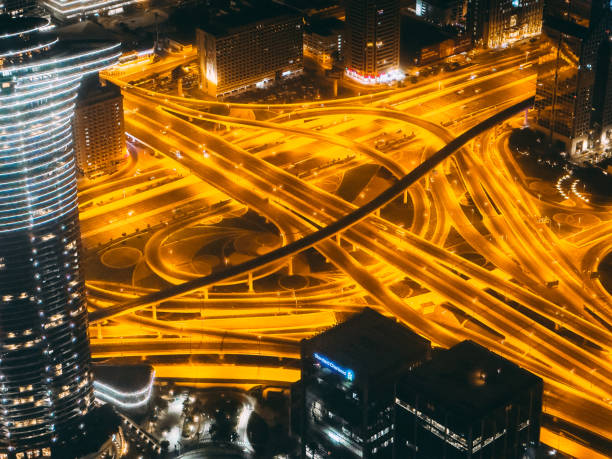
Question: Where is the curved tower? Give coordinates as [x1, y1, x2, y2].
[0, 16, 119, 458]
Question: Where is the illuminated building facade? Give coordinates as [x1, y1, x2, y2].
[415, 0, 466, 28]
[534, 0, 612, 155]
[196, 5, 303, 97]
[298, 308, 430, 459]
[72, 78, 126, 178]
[345, 0, 402, 83]
[0, 16, 119, 458]
[41, 0, 140, 22]
[466, 0, 543, 48]
[395, 341, 542, 459]
[303, 17, 344, 70]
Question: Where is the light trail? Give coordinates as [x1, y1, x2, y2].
[84, 49, 612, 457]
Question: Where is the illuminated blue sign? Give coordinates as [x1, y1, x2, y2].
[512, 0, 520, 6]
[313, 353, 354, 381]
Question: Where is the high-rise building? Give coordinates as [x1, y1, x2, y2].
[534, 0, 612, 154]
[41, 0, 140, 22]
[466, 0, 543, 48]
[603, 39, 612, 146]
[73, 78, 126, 178]
[395, 340, 543, 458]
[416, 0, 467, 28]
[196, 4, 303, 97]
[298, 308, 431, 459]
[345, 0, 402, 84]
[0, 16, 119, 458]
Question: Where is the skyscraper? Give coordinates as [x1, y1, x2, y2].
[534, 0, 612, 154]
[72, 78, 126, 178]
[0, 16, 119, 458]
[466, 0, 543, 48]
[298, 308, 430, 458]
[196, 4, 303, 97]
[345, 0, 402, 84]
[394, 340, 543, 458]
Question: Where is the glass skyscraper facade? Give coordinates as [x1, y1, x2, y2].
[0, 16, 119, 458]
[534, 0, 612, 154]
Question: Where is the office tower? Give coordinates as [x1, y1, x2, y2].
[603, 39, 612, 146]
[299, 308, 431, 459]
[534, 0, 612, 154]
[466, 0, 543, 48]
[73, 78, 126, 178]
[0, 16, 119, 458]
[416, 0, 466, 28]
[41, 0, 139, 22]
[196, 4, 303, 97]
[395, 340, 543, 459]
[345, 0, 402, 83]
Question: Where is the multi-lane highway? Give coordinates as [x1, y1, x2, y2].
[84, 43, 612, 456]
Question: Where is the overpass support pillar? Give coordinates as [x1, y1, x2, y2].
[288, 258, 293, 276]
[248, 272, 254, 292]
[204, 288, 208, 300]
[97, 323, 102, 339]
[152, 304, 157, 320]
[336, 233, 341, 244]
[403, 190, 408, 204]
[375, 208, 380, 217]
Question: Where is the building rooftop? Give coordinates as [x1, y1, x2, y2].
[199, 2, 301, 37]
[279, 0, 340, 14]
[306, 17, 344, 36]
[76, 76, 122, 106]
[303, 308, 430, 380]
[420, 0, 461, 8]
[401, 14, 454, 48]
[397, 340, 542, 418]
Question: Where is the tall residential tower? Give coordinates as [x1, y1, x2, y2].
[345, 0, 402, 83]
[0, 16, 119, 458]
[467, 0, 543, 48]
[534, 0, 612, 154]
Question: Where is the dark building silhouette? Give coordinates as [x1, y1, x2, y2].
[298, 308, 431, 458]
[395, 340, 543, 458]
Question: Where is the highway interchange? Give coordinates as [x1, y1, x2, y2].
[83, 43, 612, 456]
